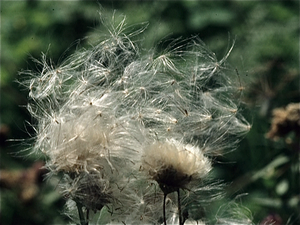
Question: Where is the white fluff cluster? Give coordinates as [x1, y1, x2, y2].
[21, 16, 251, 224]
[143, 139, 211, 194]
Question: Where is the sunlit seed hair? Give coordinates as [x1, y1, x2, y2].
[107, 35, 250, 158]
[215, 200, 254, 225]
[21, 13, 252, 224]
[166, 212, 206, 225]
[120, 181, 170, 224]
[42, 104, 142, 174]
[142, 139, 211, 194]
[180, 181, 225, 222]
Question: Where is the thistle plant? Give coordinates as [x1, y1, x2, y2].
[21, 15, 252, 225]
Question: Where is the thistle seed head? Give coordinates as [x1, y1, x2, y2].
[21, 15, 252, 224]
[142, 139, 211, 193]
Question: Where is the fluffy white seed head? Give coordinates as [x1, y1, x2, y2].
[21, 15, 252, 224]
[142, 139, 211, 193]
[35, 90, 143, 175]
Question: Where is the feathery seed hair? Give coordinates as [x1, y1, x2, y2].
[21, 14, 250, 224]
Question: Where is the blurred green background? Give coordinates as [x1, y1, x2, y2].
[1, 1, 299, 224]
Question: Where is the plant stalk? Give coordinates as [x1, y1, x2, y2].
[76, 202, 88, 225]
[163, 193, 167, 225]
[177, 189, 183, 225]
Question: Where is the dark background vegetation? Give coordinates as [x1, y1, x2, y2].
[1, 1, 299, 224]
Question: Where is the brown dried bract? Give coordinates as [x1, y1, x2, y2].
[266, 103, 300, 140]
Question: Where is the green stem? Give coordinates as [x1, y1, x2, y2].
[86, 208, 90, 224]
[163, 193, 167, 225]
[76, 202, 88, 225]
[177, 189, 183, 225]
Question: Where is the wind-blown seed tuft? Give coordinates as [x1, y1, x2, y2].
[21, 15, 251, 224]
[142, 139, 211, 194]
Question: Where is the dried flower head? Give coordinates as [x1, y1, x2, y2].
[62, 172, 113, 211]
[266, 102, 300, 140]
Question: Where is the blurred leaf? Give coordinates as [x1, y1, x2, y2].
[275, 179, 289, 196]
